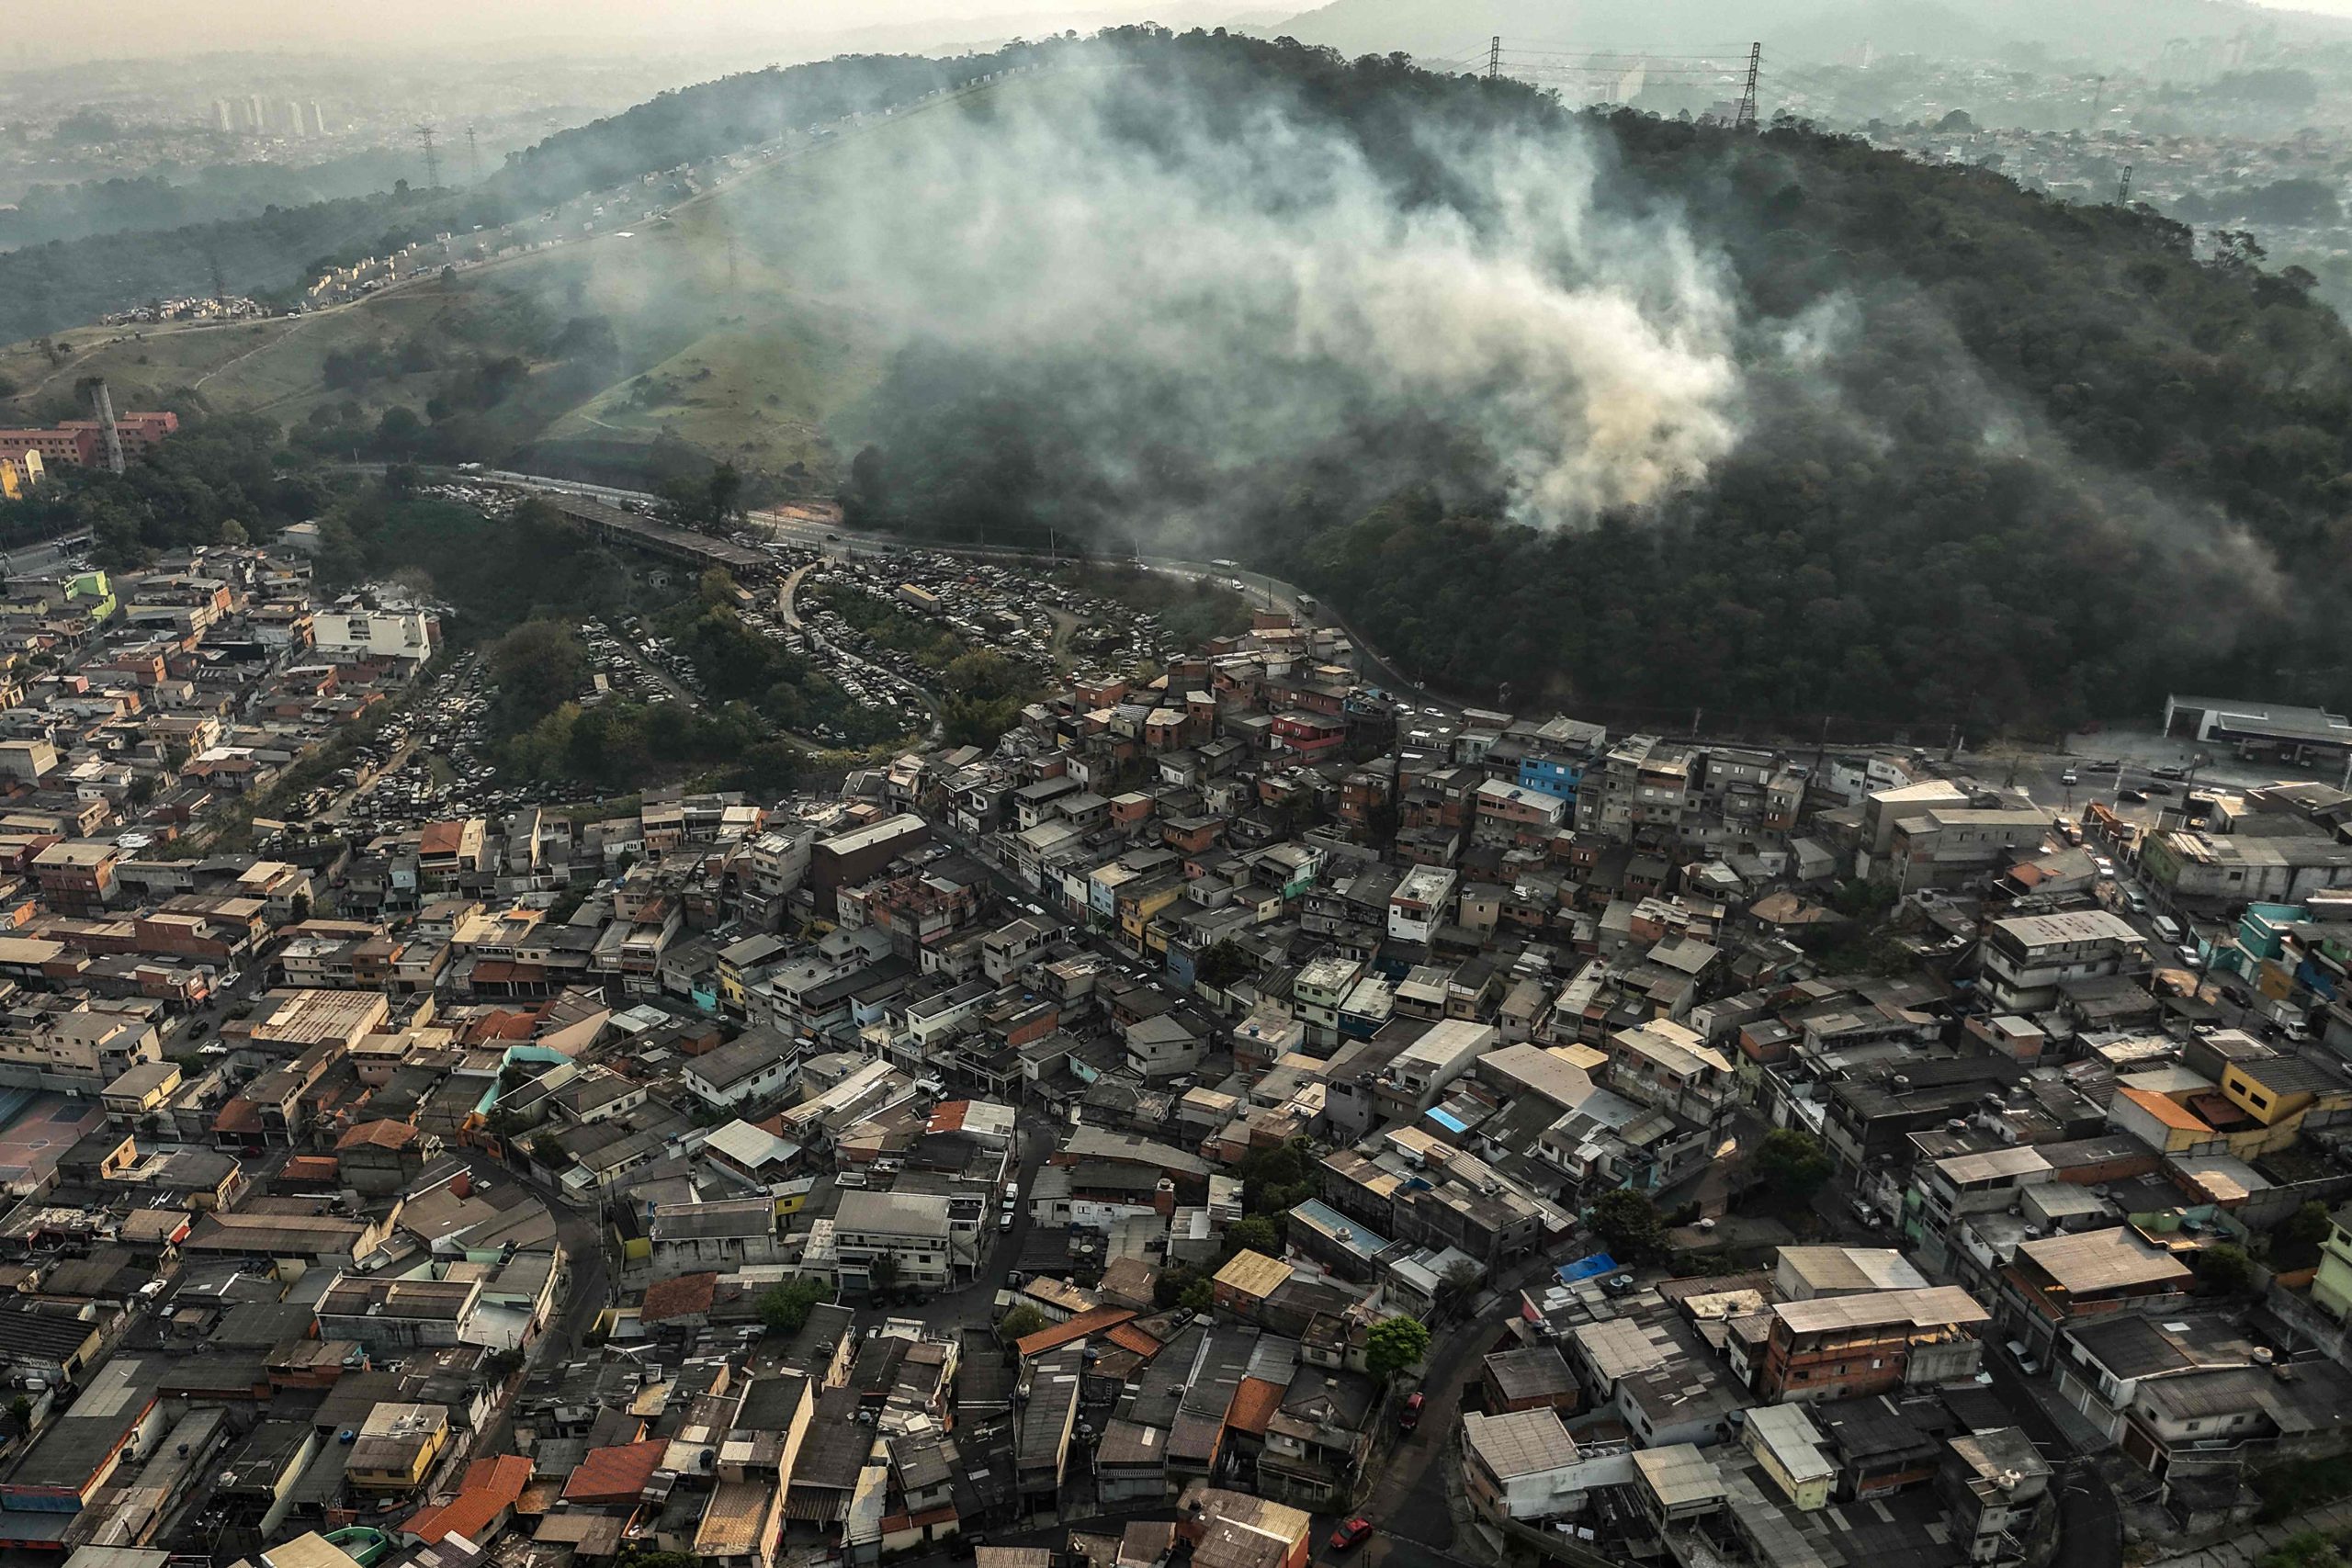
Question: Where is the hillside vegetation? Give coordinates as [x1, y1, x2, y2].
[0, 46, 1026, 352]
[819, 28, 2352, 733]
[11, 27, 2352, 736]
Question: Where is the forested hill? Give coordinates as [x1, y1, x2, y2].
[828, 28, 2352, 736]
[0, 44, 1035, 347]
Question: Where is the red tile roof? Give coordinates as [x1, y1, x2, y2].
[1226, 1375, 1284, 1438]
[563, 1439, 665, 1503]
[336, 1119, 418, 1151]
[1014, 1304, 1136, 1359]
[404, 1453, 533, 1544]
[1104, 1323, 1163, 1359]
[640, 1271, 718, 1324]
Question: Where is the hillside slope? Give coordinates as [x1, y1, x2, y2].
[13, 27, 2352, 734]
[0, 81, 997, 491]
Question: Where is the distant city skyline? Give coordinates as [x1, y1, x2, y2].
[8, 0, 1267, 62]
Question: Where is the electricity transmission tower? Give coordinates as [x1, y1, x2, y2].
[465, 125, 480, 183]
[2116, 164, 2134, 203]
[1487, 36, 1501, 79]
[416, 122, 439, 187]
[1735, 42, 1761, 130]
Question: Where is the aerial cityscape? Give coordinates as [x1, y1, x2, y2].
[12, 6, 2352, 1568]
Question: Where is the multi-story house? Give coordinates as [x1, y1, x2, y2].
[1977, 911, 2148, 1012]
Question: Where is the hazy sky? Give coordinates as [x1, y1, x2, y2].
[15, 0, 1264, 62]
[24, 0, 2352, 63]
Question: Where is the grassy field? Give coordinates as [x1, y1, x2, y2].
[546, 305, 881, 477]
[0, 78, 1004, 478]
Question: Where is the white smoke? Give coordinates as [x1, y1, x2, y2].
[792, 65, 1745, 526]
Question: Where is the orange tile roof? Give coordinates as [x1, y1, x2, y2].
[420, 821, 469, 856]
[1104, 1323, 1164, 1359]
[640, 1271, 718, 1324]
[336, 1119, 418, 1151]
[1226, 1375, 1284, 1437]
[2116, 1087, 2210, 1133]
[1014, 1304, 1136, 1359]
[405, 1453, 533, 1544]
[562, 1439, 666, 1503]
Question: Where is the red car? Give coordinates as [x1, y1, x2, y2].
[1329, 1518, 1374, 1551]
[1398, 1392, 1425, 1431]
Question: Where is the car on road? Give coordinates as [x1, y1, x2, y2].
[1000, 1210, 1014, 1231]
[2060, 769, 2077, 786]
[2082, 759, 2120, 772]
[2119, 788, 2148, 803]
[1398, 1392, 1424, 1431]
[2144, 782, 2173, 795]
[2092, 855, 2116, 877]
[2154, 764, 2189, 780]
[1329, 1519, 1374, 1552]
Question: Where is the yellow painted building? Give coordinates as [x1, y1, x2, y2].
[2219, 1057, 2352, 1158]
[346, 1403, 450, 1492]
[1744, 1404, 1836, 1512]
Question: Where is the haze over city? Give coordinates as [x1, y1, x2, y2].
[6, 11, 2352, 1568]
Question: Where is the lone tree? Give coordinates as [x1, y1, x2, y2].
[1755, 1128, 1834, 1202]
[998, 1303, 1048, 1344]
[1590, 1189, 1665, 1263]
[1365, 1314, 1431, 1382]
[756, 1277, 831, 1335]
[2197, 1243, 2256, 1297]
[1224, 1214, 1281, 1259]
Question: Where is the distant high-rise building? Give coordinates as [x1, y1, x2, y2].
[309, 102, 328, 138]
[284, 99, 306, 138]
[244, 95, 265, 132]
[212, 98, 232, 133]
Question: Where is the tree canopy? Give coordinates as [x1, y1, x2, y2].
[1365, 1314, 1431, 1381]
[1590, 1190, 1666, 1263]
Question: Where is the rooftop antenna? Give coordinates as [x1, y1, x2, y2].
[2116, 164, 2134, 204]
[1487, 36, 1501, 79]
[1735, 42, 1762, 130]
[416, 122, 440, 188]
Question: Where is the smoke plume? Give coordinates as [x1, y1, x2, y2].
[779, 63, 1747, 528]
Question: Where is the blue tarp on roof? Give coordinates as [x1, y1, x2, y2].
[1556, 1251, 1621, 1284]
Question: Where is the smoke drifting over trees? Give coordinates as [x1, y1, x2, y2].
[792, 29, 2352, 729]
[802, 57, 1743, 530]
